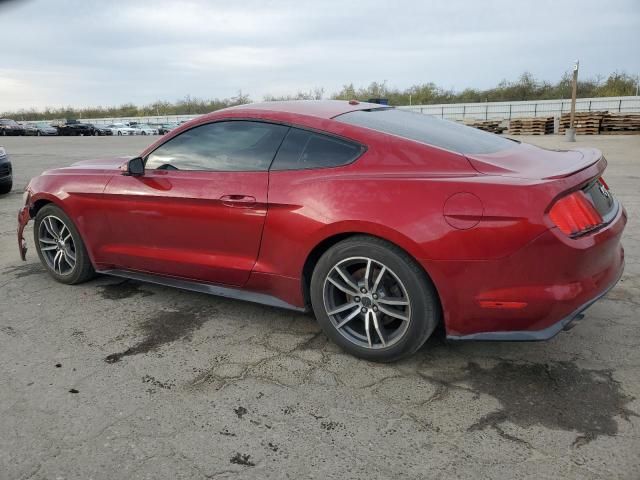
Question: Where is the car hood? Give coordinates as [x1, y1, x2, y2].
[465, 143, 601, 180]
[69, 157, 129, 170]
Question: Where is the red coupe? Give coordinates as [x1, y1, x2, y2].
[18, 101, 626, 361]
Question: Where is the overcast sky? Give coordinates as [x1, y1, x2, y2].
[1, 0, 638, 111]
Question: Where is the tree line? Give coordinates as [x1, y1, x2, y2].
[3, 71, 637, 121]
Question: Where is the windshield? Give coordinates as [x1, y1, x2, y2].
[335, 108, 515, 155]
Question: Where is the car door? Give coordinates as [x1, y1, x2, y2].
[101, 120, 289, 286]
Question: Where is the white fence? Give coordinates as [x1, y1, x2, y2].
[399, 96, 640, 121]
[25, 96, 640, 126]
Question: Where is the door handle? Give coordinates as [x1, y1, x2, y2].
[220, 194, 257, 207]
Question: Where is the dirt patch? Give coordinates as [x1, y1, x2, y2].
[230, 453, 255, 467]
[454, 361, 637, 445]
[105, 309, 208, 363]
[98, 279, 153, 300]
[234, 406, 248, 419]
[142, 374, 174, 391]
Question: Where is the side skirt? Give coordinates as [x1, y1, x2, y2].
[97, 268, 307, 312]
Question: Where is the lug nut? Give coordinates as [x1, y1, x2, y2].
[360, 288, 367, 294]
[372, 293, 378, 300]
[361, 307, 367, 313]
[373, 306, 378, 312]
[354, 296, 360, 303]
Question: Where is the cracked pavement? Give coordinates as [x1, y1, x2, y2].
[0, 135, 638, 479]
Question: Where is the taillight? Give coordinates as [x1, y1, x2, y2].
[549, 190, 603, 237]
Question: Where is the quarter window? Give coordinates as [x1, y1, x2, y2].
[145, 121, 289, 171]
[336, 108, 515, 155]
[270, 128, 363, 171]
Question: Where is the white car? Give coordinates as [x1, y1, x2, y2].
[130, 124, 158, 135]
[107, 123, 137, 136]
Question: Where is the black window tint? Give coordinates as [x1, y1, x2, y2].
[271, 128, 362, 170]
[336, 108, 515, 155]
[146, 121, 289, 171]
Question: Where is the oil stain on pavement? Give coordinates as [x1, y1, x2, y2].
[98, 279, 154, 300]
[459, 361, 637, 445]
[2, 262, 46, 279]
[105, 309, 209, 363]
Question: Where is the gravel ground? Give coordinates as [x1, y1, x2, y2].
[0, 134, 638, 480]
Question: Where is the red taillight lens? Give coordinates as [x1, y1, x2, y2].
[549, 191, 603, 237]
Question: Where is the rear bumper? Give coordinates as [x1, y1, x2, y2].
[447, 262, 624, 341]
[426, 202, 627, 340]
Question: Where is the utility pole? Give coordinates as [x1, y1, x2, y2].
[566, 60, 579, 142]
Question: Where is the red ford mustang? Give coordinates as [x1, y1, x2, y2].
[18, 100, 626, 361]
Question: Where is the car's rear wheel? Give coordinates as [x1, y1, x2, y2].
[34, 205, 95, 285]
[0, 181, 11, 194]
[310, 236, 439, 362]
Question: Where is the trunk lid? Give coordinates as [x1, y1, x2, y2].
[465, 143, 602, 180]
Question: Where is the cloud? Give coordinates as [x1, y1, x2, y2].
[0, 0, 638, 110]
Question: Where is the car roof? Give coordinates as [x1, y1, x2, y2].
[210, 100, 384, 120]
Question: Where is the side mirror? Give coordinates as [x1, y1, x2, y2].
[124, 157, 145, 176]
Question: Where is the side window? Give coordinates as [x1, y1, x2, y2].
[145, 121, 289, 172]
[270, 128, 363, 171]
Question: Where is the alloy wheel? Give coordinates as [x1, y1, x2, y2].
[38, 215, 77, 276]
[323, 256, 411, 349]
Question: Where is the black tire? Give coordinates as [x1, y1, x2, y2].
[0, 181, 11, 194]
[310, 235, 440, 362]
[34, 204, 95, 285]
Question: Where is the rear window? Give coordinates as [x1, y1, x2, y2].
[270, 128, 363, 170]
[336, 108, 515, 155]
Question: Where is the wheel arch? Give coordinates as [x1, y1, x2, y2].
[29, 194, 63, 218]
[301, 230, 443, 321]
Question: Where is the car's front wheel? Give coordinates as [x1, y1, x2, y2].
[310, 236, 440, 362]
[34, 204, 95, 284]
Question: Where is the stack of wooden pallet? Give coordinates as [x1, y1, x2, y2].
[507, 117, 554, 135]
[558, 112, 606, 135]
[600, 113, 640, 135]
[466, 120, 507, 134]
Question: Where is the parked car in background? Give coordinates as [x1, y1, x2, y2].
[21, 124, 39, 136]
[107, 123, 137, 136]
[0, 146, 12, 194]
[0, 119, 25, 136]
[130, 124, 158, 135]
[87, 124, 113, 136]
[33, 122, 59, 136]
[16, 101, 626, 361]
[156, 123, 179, 135]
[56, 120, 98, 136]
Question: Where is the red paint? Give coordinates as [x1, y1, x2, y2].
[18, 101, 626, 339]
